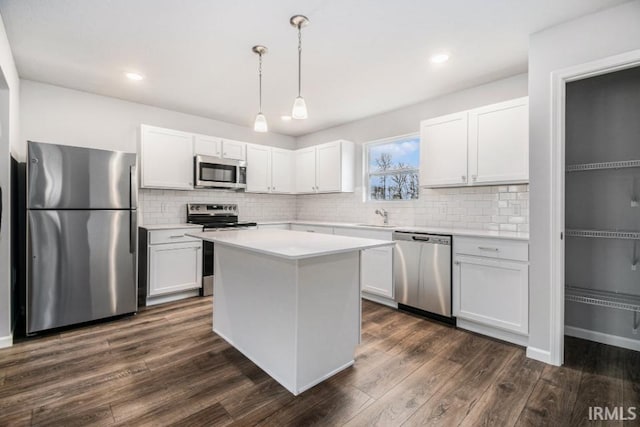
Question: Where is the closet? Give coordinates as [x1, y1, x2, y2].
[564, 66, 640, 351]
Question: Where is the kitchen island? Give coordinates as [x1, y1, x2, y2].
[186, 229, 394, 395]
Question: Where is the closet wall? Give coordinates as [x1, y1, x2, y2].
[564, 66, 640, 346]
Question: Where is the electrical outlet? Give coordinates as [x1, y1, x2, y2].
[631, 200, 639, 207]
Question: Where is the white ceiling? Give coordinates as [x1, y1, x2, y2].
[0, 0, 628, 136]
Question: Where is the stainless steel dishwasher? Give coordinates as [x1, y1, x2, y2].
[393, 231, 453, 323]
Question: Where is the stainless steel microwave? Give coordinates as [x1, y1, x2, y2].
[194, 155, 247, 189]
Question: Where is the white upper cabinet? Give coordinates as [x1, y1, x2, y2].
[246, 144, 293, 194]
[295, 140, 355, 194]
[420, 112, 469, 187]
[222, 139, 246, 161]
[270, 148, 293, 193]
[246, 144, 272, 193]
[468, 97, 529, 185]
[420, 97, 529, 188]
[295, 147, 317, 193]
[140, 125, 194, 190]
[193, 134, 222, 158]
[316, 141, 343, 192]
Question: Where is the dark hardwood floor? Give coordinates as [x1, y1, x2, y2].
[0, 297, 638, 426]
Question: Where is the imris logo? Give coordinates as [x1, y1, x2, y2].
[589, 406, 637, 421]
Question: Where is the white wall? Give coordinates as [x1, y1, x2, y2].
[295, 74, 529, 230]
[528, 0, 640, 357]
[0, 12, 20, 348]
[19, 79, 295, 156]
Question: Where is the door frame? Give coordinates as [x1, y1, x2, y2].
[549, 48, 640, 366]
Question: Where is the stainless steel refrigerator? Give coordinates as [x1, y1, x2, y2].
[26, 141, 138, 334]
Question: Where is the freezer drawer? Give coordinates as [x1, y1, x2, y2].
[27, 209, 137, 333]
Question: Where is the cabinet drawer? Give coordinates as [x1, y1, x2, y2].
[149, 228, 202, 245]
[454, 236, 528, 262]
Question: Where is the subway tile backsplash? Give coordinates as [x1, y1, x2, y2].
[295, 184, 529, 232]
[139, 189, 297, 225]
[140, 185, 528, 233]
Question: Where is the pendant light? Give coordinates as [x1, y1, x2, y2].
[290, 15, 309, 120]
[252, 45, 268, 132]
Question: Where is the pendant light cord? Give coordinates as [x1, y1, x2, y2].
[297, 26, 302, 97]
[258, 52, 263, 113]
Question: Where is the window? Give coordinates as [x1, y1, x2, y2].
[366, 134, 420, 201]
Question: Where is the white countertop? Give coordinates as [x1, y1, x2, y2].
[258, 220, 529, 241]
[142, 223, 204, 231]
[186, 229, 394, 260]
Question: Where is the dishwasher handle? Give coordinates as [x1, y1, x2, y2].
[412, 235, 431, 242]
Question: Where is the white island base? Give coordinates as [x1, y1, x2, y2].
[214, 244, 360, 395]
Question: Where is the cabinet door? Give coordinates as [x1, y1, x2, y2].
[454, 255, 528, 334]
[315, 141, 342, 192]
[420, 112, 469, 187]
[295, 147, 317, 193]
[246, 144, 271, 193]
[194, 134, 222, 157]
[468, 97, 528, 184]
[361, 246, 394, 298]
[140, 125, 194, 189]
[270, 148, 293, 193]
[222, 139, 246, 161]
[149, 242, 202, 296]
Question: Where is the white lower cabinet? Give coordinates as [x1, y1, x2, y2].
[332, 227, 394, 301]
[361, 246, 394, 299]
[142, 227, 203, 304]
[149, 242, 202, 296]
[453, 237, 529, 341]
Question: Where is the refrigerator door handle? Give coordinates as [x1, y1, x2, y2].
[130, 165, 138, 209]
[130, 211, 137, 254]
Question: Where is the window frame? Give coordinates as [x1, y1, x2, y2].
[363, 132, 420, 203]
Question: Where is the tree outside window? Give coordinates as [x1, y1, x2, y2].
[367, 135, 420, 201]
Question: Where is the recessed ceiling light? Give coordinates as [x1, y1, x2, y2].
[125, 72, 144, 81]
[281, 115, 292, 121]
[430, 53, 450, 64]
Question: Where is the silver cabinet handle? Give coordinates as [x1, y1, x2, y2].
[454, 261, 460, 265]
[478, 246, 499, 252]
[170, 234, 185, 239]
[462, 175, 467, 182]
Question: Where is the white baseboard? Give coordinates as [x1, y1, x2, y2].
[457, 319, 528, 347]
[526, 346, 553, 364]
[0, 333, 13, 349]
[361, 292, 397, 308]
[146, 289, 200, 306]
[565, 326, 640, 352]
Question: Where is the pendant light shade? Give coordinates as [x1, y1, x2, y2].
[254, 113, 268, 132]
[290, 15, 309, 120]
[292, 96, 308, 120]
[252, 45, 268, 133]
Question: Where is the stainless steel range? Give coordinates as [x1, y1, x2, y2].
[186, 203, 257, 295]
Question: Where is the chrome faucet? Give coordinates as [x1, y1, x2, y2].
[375, 208, 389, 225]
